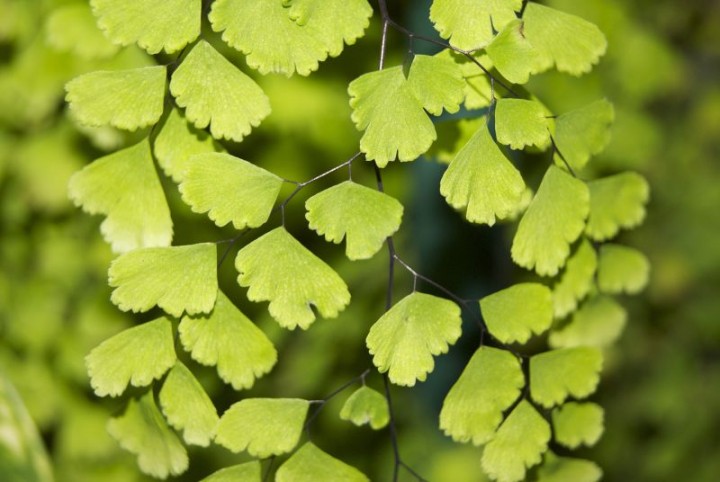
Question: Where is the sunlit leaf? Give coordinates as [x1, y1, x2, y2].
[235, 227, 350, 330]
[552, 402, 604, 449]
[340, 386, 389, 430]
[215, 398, 308, 457]
[552, 239, 597, 319]
[366, 292, 461, 386]
[597, 244, 650, 294]
[45, 3, 118, 59]
[199, 462, 261, 482]
[494, 98, 551, 150]
[486, 19, 541, 85]
[276, 442, 369, 482]
[553, 100, 614, 172]
[536, 452, 602, 482]
[429, 0, 523, 50]
[549, 296, 627, 349]
[530, 348, 603, 408]
[586, 172, 650, 241]
[109, 243, 217, 317]
[480, 283, 553, 344]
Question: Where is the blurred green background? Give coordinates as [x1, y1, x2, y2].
[0, 0, 718, 481]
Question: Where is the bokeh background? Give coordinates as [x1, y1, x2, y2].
[0, 0, 718, 481]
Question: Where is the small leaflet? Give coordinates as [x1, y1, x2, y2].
[485, 19, 541, 85]
[536, 452, 603, 482]
[107, 392, 188, 479]
[494, 98, 552, 150]
[108, 243, 218, 318]
[480, 283, 553, 344]
[429, 0, 523, 50]
[597, 244, 650, 295]
[549, 295, 627, 349]
[215, 398, 309, 458]
[45, 3, 119, 59]
[552, 402, 604, 449]
[235, 227, 350, 330]
[530, 347, 603, 408]
[553, 100, 615, 172]
[199, 462, 262, 482]
[276, 442, 370, 482]
[586, 172, 650, 241]
[86, 317, 176, 397]
[339, 386, 389, 430]
[366, 292, 462, 386]
[552, 239, 597, 319]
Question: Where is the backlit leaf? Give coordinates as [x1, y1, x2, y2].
[215, 398, 308, 457]
[552, 239, 597, 319]
[107, 391, 188, 479]
[429, 0, 523, 50]
[586, 172, 650, 241]
[481, 401, 551, 482]
[512, 165, 590, 276]
[45, 3, 119, 59]
[179, 152, 283, 230]
[440, 347, 524, 445]
[549, 296, 627, 349]
[536, 453, 602, 482]
[235, 227, 350, 330]
[597, 244, 650, 295]
[66, 66, 166, 130]
[200, 462, 261, 482]
[530, 348, 603, 408]
[485, 19, 541, 85]
[366, 292, 461, 386]
[170, 40, 271, 142]
[90, 0, 201, 54]
[86, 317, 176, 397]
[339, 386, 389, 430]
[494, 98, 551, 150]
[306, 181, 403, 260]
[179, 291, 277, 390]
[553, 100, 614, 172]
[109, 243, 217, 318]
[480, 283, 553, 344]
[552, 402, 604, 449]
[276, 442, 369, 482]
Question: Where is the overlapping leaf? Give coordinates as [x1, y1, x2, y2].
[429, 0, 522, 50]
[494, 98, 551, 150]
[549, 296, 627, 349]
[170, 40, 271, 142]
[340, 386, 389, 430]
[276, 442, 369, 482]
[553, 100, 615, 172]
[530, 348, 603, 408]
[200, 462, 261, 482]
[536, 453, 602, 482]
[109, 243, 217, 317]
[68, 139, 173, 253]
[366, 292, 461, 386]
[485, 19, 541, 85]
[597, 244, 650, 294]
[480, 283, 553, 344]
[552, 402, 604, 449]
[235, 227, 350, 330]
[552, 239, 597, 319]
[45, 3, 118, 59]
[586, 172, 650, 241]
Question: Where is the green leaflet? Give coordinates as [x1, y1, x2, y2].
[511, 165, 590, 276]
[530, 347, 603, 408]
[45, 3, 118, 59]
[108, 243, 218, 317]
[481, 401, 551, 482]
[90, 0, 201, 54]
[440, 121, 526, 225]
[523, 3, 607, 76]
[235, 227, 350, 330]
[348, 54, 464, 166]
[159, 362, 219, 447]
[597, 244, 650, 294]
[179, 291, 277, 390]
[306, 181, 403, 260]
[65, 66, 166, 131]
[179, 152, 283, 230]
[553, 100, 615, 172]
[276, 442, 369, 482]
[86, 317, 176, 397]
[366, 292, 462, 386]
[552, 239, 597, 319]
[153, 108, 225, 182]
[437, 50, 495, 110]
[549, 296, 627, 349]
[215, 398, 308, 457]
[170, 40, 271, 142]
[586, 172, 650, 241]
[107, 391, 188, 479]
[339, 386, 389, 430]
[536, 453, 602, 482]
[68, 139, 172, 253]
[494, 98, 551, 150]
[431, 116, 485, 164]
[199, 462, 261, 482]
[440, 347, 524, 445]
[429, 0, 523, 50]
[480, 283, 553, 344]
[485, 19, 541, 85]
[552, 402, 604, 449]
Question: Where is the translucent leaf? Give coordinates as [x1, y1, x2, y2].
[339, 386, 389, 430]
[153, 108, 225, 182]
[170, 40, 271, 142]
[215, 398, 308, 457]
[90, 0, 201, 54]
[586, 172, 650, 241]
[549, 296, 626, 349]
[199, 462, 261, 482]
[86, 317, 176, 397]
[440, 347, 524, 445]
[536, 453, 602, 482]
[348, 54, 464, 166]
[107, 392, 188, 479]
[481, 401, 551, 482]
[68, 139, 173, 253]
[523, 3, 607, 76]
[485, 19, 541, 85]
[45, 3, 119, 59]
[276, 442, 369, 482]
[511, 165, 590, 276]
[159, 362, 219, 447]
[438, 50, 495, 110]
[494, 98, 551, 150]
[429, 0, 523, 50]
[179, 291, 277, 390]
[366, 292, 461, 386]
[552, 402, 604, 449]
[65, 66, 166, 131]
[597, 244, 650, 294]
[552, 239, 597, 319]
[553, 100, 614, 172]
[306, 181, 403, 260]
[480, 283, 553, 344]
[235, 227, 350, 330]
[440, 121, 526, 225]
[179, 152, 283, 230]
[109, 243, 218, 317]
[530, 348, 603, 408]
